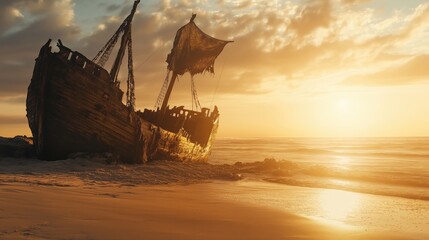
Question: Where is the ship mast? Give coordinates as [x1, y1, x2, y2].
[92, 0, 140, 109]
[110, 0, 139, 83]
[159, 15, 199, 115]
[158, 14, 232, 117]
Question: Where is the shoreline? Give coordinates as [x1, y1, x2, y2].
[1, 137, 428, 239]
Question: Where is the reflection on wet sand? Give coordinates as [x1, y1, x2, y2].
[317, 189, 361, 223]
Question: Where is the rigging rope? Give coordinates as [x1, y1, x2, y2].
[92, 20, 128, 67]
[190, 75, 201, 111]
[91, 0, 139, 110]
[134, 46, 162, 72]
[209, 58, 225, 111]
[155, 70, 171, 109]
[126, 28, 135, 109]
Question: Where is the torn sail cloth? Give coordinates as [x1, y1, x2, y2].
[166, 15, 232, 76]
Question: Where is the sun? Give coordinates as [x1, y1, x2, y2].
[337, 99, 351, 111]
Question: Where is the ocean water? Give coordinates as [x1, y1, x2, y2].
[210, 137, 429, 200]
[209, 137, 429, 236]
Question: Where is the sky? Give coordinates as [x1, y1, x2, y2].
[1, 0, 429, 138]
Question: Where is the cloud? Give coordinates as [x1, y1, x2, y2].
[289, 0, 332, 37]
[105, 3, 122, 12]
[0, 115, 27, 125]
[1, 0, 429, 110]
[0, 0, 79, 98]
[357, 3, 429, 49]
[341, 0, 372, 5]
[0, 95, 26, 105]
[0, 6, 24, 36]
[343, 55, 429, 86]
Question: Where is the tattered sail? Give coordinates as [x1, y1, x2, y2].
[166, 14, 232, 76]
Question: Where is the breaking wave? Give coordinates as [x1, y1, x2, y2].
[208, 137, 429, 201]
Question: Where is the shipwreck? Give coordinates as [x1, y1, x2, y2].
[26, 0, 232, 163]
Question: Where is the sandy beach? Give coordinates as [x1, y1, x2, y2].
[0, 181, 412, 240]
[0, 152, 419, 240]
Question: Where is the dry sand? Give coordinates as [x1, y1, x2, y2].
[0, 182, 412, 240]
[0, 154, 413, 240]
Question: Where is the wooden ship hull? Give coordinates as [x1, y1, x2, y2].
[26, 1, 229, 163]
[26, 40, 217, 163]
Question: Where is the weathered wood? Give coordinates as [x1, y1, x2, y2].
[26, 42, 217, 163]
[25, 2, 221, 163]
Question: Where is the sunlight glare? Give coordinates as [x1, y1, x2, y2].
[337, 99, 350, 111]
[336, 156, 351, 169]
[317, 189, 361, 223]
